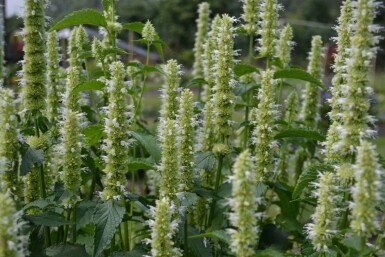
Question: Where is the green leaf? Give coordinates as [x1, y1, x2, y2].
[49, 9, 107, 32]
[132, 131, 161, 164]
[255, 248, 285, 257]
[127, 157, 155, 171]
[181, 78, 207, 88]
[82, 124, 105, 146]
[233, 82, 258, 96]
[234, 63, 260, 77]
[292, 163, 334, 199]
[190, 230, 230, 245]
[72, 81, 106, 95]
[122, 22, 145, 34]
[24, 199, 53, 211]
[24, 212, 72, 227]
[46, 244, 91, 257]
[189, 227, 213, 257]
[93, 200, 125, 257]
[102, 47, 129, 58]
[76, 201, 97, 228]
[275, 128, 326, 141]
[274, 68, 323, 88]
[178, 192, 198, 207]
[20, 147, 44, 176]
[195, 151, 217, 172]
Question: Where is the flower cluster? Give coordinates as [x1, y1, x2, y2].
[324, 0, 353, 161]
[228, 150, 260, 257]
[145, 197, 182, 257]
[340, 0, 381, 154]
[276, 24, 294, 68]
[47, 31, 62, 138]
[178, 89, 195, 192]
[252, 69, 279, 181]
[284, 90, 299, 125]
[306, 172, 339, 252]
[102, 61, 132, 201]
[142, 20, 156, 44]
[21, 0, 47, 111]
[240, 0, 260, 35]
[258, 0, 281, 58]
[213, 14, 236, 137]
[0, 192, 28, 257]
[350, 141, 381, 237]
[0, 89, 20, 197]
[193, 2, 210, 78]
[202, 15, 221, 101]
[300, 35, 323, 128]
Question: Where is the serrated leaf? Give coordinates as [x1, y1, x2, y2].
[50, 9, 107, 32]
[178, 192, 199, 207]
[234, 63, 260, 77]
[20, 147, 44, 176]
[292, 163, 333, 199]
[181, 78, 207, 88]
[24, 212, 72, 227]
[46, 244, 91, 257]
[128, 157, 155, 171]
[233, 82, 258, 96]
[275, 128, 325, 141]
[93, 200, 125, 257]
[190, 230, 230, 245]
[132, 131, 161, 164]
[72, 81, 106, 95]
[82, 124, 105, 146]
[76, 201, 97, 228]
[195, 151, 217, 172]
[274, 68, 323, 88]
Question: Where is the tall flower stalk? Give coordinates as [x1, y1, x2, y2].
[193, 2, 210, 79]
[340, 0, 381, 155]
[300, 35, 323, 128]
[258, 0, 281, 58]
[228, 150, 260, 257]
[21, 0, 47, 112]
[101, 61, 131, 201]
[252, 69, 279, 181]
[0, 89, 20, 197]
[306, 172, 339, 252]
[324, 0, 352, 161]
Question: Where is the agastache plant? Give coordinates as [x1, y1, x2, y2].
[0, 192, 28, 257]
[284, 91, 299, 126]
[213, 14, 236, 138]
[228, 150, 260, 257]
[252, 69, 279, 181]
[20, 0, 47, 112]
[193, 2, 210, 78]
[240, 0, 260, 35]
[47, 31, 62, 138]
[306, 172, 339, 252]
[158, 118, 179, 202]
[202, 15, 221, 102]
[0, 89, 20, 197]
[145, 197, 182, 257]
[101, 61, 131, 201]
[324, 0, 352, 161]
[300, 35, 323, 128]
[340, 0, 381, 155]
[158, 59, 181, 138]
[258, 0, 281, 58]
[276, 24, 294, 68]
[178, 89, 195, 192]
[350, 141, 381, 237]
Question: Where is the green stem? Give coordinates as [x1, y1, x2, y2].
[121, 198, 129, 251]
[128, 172, 135, 250]
[208, 155, 224, 227]
[184, 218, 188, 256]
[278, 79, 284, 105]
[63, 210, 71, 243]
[110, 234, 116, 254]
[370, 218, 385, 256]
[72, 204, 77, 243]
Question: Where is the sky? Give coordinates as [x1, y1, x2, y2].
[6, 0, 23, 17]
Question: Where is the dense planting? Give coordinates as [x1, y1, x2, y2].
[0, 0, 384, 256]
